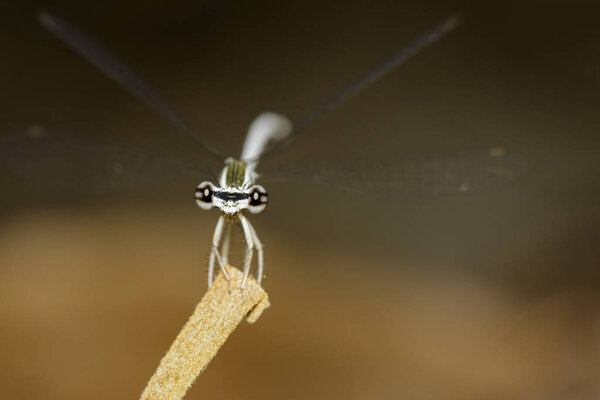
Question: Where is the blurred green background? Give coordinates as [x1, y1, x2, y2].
[1, 1, 599, 399]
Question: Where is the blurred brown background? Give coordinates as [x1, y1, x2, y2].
[1, 1, 600, 399]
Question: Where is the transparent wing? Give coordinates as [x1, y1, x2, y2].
[255, 13, 463, 161]
[37, 11, 225, 160]
[259, 148, 529, 196]
[1, 130, 212, 195]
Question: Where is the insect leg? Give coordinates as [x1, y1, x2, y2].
[220, 222, 232, 266]
[238, 214, 255, 288]
[208, 215, 229, 287]
[247, 220, 264, 285]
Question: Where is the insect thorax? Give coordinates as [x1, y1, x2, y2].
[220, 158, 247, 188]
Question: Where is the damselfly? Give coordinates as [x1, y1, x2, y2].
[4, 11, 523, 287]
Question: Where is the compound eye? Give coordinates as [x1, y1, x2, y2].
[248, 185, 268, 213]
[195, 181, 215, 210]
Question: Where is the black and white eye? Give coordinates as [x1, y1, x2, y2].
[195, 181, 215, 210]
[247, 185, 268, 213]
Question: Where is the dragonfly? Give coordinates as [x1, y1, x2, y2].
[5, 11, 520, 288]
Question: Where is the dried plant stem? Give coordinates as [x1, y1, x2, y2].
[140, 265, 270, 400]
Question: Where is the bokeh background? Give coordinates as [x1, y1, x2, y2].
[1, 1, 600, 399]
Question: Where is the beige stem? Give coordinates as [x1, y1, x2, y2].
[140, 265, 270, 400]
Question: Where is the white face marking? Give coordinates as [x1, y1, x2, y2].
[212, 187, 251, 215]
[198, 159, 269, 216]
[195, 180, 268, 216]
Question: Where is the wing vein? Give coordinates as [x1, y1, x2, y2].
[37, 11, 225, 161]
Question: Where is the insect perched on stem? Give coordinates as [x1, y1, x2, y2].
[36, 11, 463, 287]
[194, 112, 292, 287]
